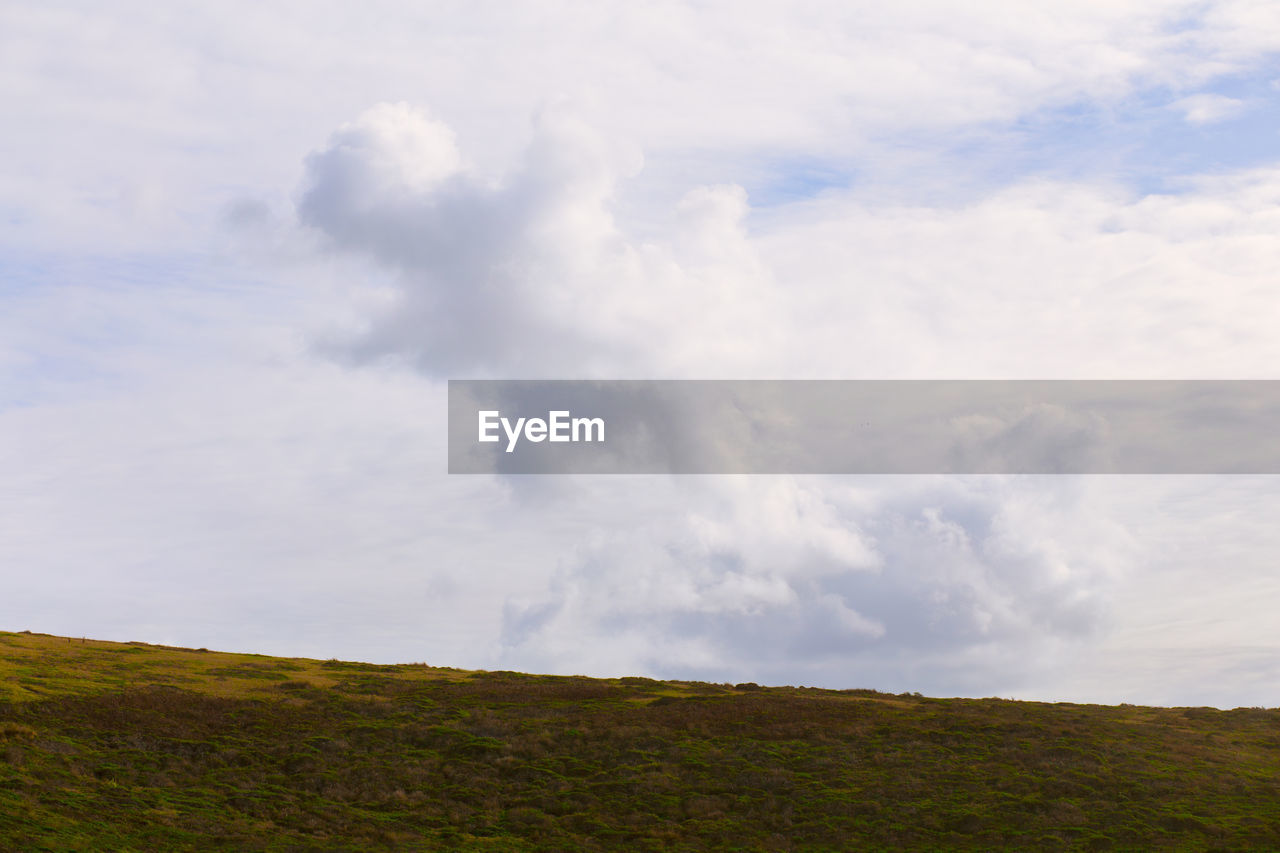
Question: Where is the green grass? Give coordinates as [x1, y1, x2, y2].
[2, 630, 1279, 850]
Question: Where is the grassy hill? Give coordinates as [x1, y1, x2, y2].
[2, 630, 1278, 850]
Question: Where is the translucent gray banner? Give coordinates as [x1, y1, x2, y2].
[447, 380, 1280, 474]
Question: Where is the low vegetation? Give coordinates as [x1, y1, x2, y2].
[2, 629, 1279, 850]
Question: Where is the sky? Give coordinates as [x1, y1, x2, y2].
[2, 0, 1280, 708]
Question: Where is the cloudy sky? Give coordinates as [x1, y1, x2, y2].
[3, 1, 1280, 707]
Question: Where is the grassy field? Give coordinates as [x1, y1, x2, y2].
[2, 629, 1278, 850]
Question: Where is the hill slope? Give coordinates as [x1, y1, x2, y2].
[1, 629, 1278, 850]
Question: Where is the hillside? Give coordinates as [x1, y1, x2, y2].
[1, 630, 1278, 850]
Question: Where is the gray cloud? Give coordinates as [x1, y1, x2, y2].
[496, 476, 1127, 693]
[297, 103, 639, 376]
[296, 102, 789, 380]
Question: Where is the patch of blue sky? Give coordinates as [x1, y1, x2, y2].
[743, 157, 856, 208]
[0, 347, 124, 413]
[0, 249, 257, 412]
[735, 66, 1280, 212]
[0, 259, 129, 411]
[930, 69, 1280, 198]
[1, 250, 203, 294]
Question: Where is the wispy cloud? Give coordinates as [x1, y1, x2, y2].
[1172, 92, 1246, 123]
